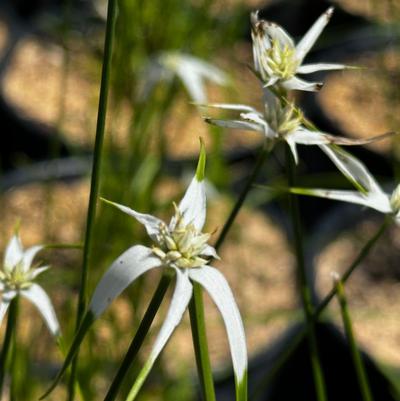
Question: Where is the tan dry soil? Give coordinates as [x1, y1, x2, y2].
[315, 217, 400, 365]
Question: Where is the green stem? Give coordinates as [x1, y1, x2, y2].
[335, 279, 374, 401]
[68, 0, 117, 399]
[44, 243, 83, 250]
[314, 215, 391, 316]
[103, 274, 172, 401]
[0, 297, 19, 398]
[214, 142, 271, 252]
[285, 146, 327, 401]
[9, 299, 19, 401]
[189, 283, 216, 401]
[253, 216, 390, 397]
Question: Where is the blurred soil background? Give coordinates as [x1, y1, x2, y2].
[0, 0, 400, 400]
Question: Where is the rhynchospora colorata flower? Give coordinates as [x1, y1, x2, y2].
[251, 7, 349, 91]
[291, 145, 400, 223]
[44, 142, 247, 401]
[203, 89, 395, 164]
[0, 232, 60, 337]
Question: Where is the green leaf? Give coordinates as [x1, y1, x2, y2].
[40, 311, 95, 399]
[196, 137, 206, 182]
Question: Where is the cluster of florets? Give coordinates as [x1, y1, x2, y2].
[152, 204, 211, 269]
[0, 262, 36, 291]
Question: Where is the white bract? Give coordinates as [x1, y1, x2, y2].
[89, 144, 247, 401]
[291, 146, 400, 222]
[0, 233, 60, 336]
[202, 93, 392, 164]
[251, 7, 348, 91]
[139, 51, 228, 103]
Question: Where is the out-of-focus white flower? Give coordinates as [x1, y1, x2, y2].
[140, 51, 228, 103]
[0, 233, 60, 337]
[251, 7, 348, 91]
[202, 91, 393, 164]
[291, 146, 400, 222]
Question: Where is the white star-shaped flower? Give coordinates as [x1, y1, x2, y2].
[202, 91, 393, 164]
[251, 7, 349, 91]
[139, 51, 228, 103]
[291, 145, 400, 221]
[44, 142, 247, 401]
[0, 233, 60, 337]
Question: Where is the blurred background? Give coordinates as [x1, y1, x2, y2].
[1, 0, 400, 400]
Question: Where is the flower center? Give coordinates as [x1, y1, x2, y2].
[266, 40, 298, 80]
[152, 206, 210, 269]
[266, 102, 302, 136]
[0, 263, 32, 291]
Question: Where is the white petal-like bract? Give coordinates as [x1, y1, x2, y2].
[176, 176, 206, 231]
[205, 117, 264, 133]
[289, 129, 331, 145]
[189, 266, 247, 390]
[297, 63, 348, 74]
[20, 284, 60, 336]
[292, 186, 392, 215]
[126, 268, 193, 401]
[281, 76, 322, 92]
[295, 7, 334, 64]
[319, 145, 388, 198]
[102, 199, 163, 241]
[89, 245, 162, 317]
[202, 103, 259, 113]
[0, 293, 14, 326]
[21, 245, 44, 273]
[4, 234, 23, 271]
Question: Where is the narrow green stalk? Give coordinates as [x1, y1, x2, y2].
[9, 299, 19, 401]
[191, 142, 270, 400]
[189, 283, 216, 401]
[44, 243, 83, 250]
[253, 215, 390, 397]
[0, 296, 19, 398]
[285, 146, 327, 401]
[335, 278, 374, 401]
[214, 142, 271, 252]
[68, 0, 117, 399]
[315, 215, 391, 316]
[103, 274, 172, 401]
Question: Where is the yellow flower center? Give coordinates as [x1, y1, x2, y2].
[0, 263, 32, 291]
[266, 40, 298, 80]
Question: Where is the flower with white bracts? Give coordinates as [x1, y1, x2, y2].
[251, 7, 349, 91]
[139, 51, 228, 103]
[96, 143, 246, 400]
[0, 233, 60, 337]
[290, 145, 400, 222]
[202, 92, 394, 164]
[43, 142, 247, 401]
